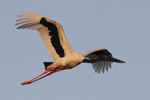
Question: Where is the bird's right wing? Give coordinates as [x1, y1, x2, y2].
[16, 11, 74, 61]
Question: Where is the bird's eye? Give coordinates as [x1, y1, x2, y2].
[108, 54, 112, 57]
[101, 54, 108, 60]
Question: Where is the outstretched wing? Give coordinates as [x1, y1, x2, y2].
[82, 48, 125, 74]
[16, 11, 73, 61]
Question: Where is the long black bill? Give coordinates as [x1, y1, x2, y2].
[109, 57, 125, 63]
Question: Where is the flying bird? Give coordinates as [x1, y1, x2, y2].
[16, 11, 125, 85]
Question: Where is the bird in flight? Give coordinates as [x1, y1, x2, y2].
[16, 11, 125, 85]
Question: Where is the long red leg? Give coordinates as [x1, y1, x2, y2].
[21, 65, 60, 85]
[30, 69, 62, 83]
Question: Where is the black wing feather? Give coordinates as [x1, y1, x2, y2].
[40, 17, 65, 57]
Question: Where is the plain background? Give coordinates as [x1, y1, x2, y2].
[0, 0, 150, 100]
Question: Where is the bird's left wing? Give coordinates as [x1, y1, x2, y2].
[16, 11, 73, 61]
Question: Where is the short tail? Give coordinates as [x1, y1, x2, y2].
[43, 62, 54, 70]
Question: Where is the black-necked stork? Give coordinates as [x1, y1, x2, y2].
[16, 11, 125, 85]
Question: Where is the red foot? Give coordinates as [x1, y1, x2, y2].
[21, 81, 31, 85]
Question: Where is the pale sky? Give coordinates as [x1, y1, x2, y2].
[0, 0, 150, 100]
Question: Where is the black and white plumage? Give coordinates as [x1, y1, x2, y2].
[16, 11, 125, 75]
